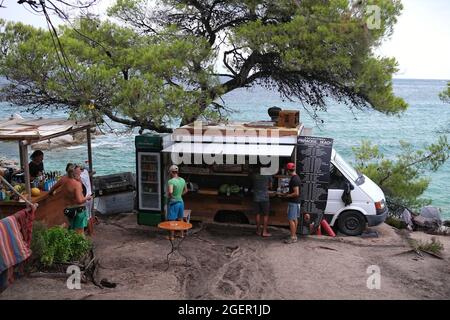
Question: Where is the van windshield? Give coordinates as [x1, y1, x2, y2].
[334, 152, 360, 182]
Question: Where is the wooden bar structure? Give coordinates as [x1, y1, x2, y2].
[0, 117, 94, 225]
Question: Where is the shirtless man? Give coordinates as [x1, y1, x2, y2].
[49, 164, 91, 234]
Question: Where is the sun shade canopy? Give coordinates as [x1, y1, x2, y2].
[0, 118, 93, 142]
[162, 142, 295, 157]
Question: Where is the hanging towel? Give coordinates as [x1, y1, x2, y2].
[0, 214, 32, 292]
[13, 208, 36, 247]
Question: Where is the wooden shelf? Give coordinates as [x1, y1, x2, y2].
[197, 188, 219, 196]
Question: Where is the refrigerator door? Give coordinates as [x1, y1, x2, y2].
[138, 152, 161, 211]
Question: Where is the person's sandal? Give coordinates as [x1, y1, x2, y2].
[284, 237, 298, 244]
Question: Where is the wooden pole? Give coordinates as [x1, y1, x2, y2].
[86, 127, 95, 236]
[20, 141, 32, 201]
[19, 141, 24, 170]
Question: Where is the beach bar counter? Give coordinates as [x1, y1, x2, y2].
[0, 118, 94, 226]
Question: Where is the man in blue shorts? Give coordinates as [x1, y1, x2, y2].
[167, 165, 188, 240]
[280, 162, 301, 244]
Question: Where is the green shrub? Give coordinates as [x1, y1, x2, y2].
[31, 224, 92, 267]
[410, 237, 444, 255]
[30, 221, 47, 259]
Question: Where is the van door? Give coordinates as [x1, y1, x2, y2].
[325, 163, 347, 219]
[326, 162, 375, 225]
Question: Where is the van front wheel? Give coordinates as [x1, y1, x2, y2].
[337, 211, 366, 236]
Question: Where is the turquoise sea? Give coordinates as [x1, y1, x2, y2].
[1, 79, 449, 218]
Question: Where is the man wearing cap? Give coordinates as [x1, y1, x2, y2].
[281, 162, 302, 243]
[167, 165, 188, 240]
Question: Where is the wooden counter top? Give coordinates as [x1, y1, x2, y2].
[30, 191, 50, 203]
[0, 191, 49, 206]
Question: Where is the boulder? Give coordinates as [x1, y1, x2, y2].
[30, 127, 100, 151]
[0, 158, 20, 171]
[420, 206, 442, 224]
[31, 134, 75, 150]
[412, 206, 443, 231]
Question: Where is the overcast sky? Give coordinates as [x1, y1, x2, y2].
[0, 0, 449, 80]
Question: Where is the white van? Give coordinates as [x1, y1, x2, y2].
[326, 149, 388, 235]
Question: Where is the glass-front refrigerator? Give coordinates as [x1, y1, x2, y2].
[138, 153, 161, 211]
[135, 133, 164, 226]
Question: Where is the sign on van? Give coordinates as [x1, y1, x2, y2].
[296, 136, 333, 215]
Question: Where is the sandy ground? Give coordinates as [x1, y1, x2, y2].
[1, 213, 450, 300]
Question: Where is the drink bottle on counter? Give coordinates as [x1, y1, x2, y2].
[0, 186, 5, 201]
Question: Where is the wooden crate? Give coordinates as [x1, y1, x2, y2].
[277, 110, 299, 128]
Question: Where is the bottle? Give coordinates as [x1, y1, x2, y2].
[32, 178, 38, 189]
[50, 172, 54, 189]
[39, 174, 44, 190]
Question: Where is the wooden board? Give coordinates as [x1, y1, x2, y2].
[184, 192, 290, 226]
[18, 118, 67, 126]
[174, 122, 302, 138]
[0, 119, 22, 128]
[38, 125, 73, 137]
[197, 188, 219, 195]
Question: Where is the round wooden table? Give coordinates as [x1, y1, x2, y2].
[158, 221, 192, 232]
[158, 221, 192, 270]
